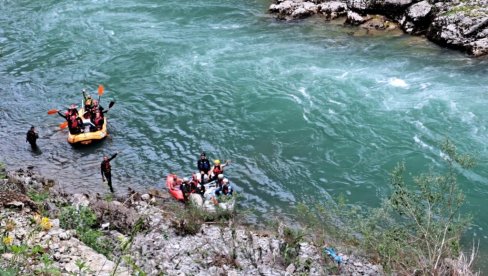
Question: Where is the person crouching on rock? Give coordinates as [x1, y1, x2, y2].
[191, 172, 205, 196]
[101, 152, 118, 193]
[181, 177, 191, 202]
[215, 178, 233, 197]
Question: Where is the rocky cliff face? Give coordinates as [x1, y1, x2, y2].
[0, 168, 384, 275]
[269, 0, 488, 56]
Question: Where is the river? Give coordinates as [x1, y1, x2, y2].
[1, 0, 488, 271]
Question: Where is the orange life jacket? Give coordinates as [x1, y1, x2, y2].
[213, 165, 223, 176]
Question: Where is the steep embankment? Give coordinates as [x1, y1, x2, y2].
[269, 0, 488, 56]
[0, 168, 382, 275]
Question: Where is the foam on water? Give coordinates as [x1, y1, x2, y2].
[387, 77, 408, 88]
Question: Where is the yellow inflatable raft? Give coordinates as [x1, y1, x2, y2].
[67, 108, 108, 145]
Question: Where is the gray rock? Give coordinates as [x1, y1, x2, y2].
[345, 11, 370, 25]
[58, 231, 71, 240]
[2, 253, 14, 260]
[467, 37, 488, 56]
[285, 263, 296, 274]
[347, 0, 412, 15]
[71, 193, 90, 208]
[406, 1, 432, 22]
[318, 1, 348, 20]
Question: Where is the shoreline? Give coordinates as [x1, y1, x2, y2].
[268, 0, 488, 57]
[0, 167, 383, 275]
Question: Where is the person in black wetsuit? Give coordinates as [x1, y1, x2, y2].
[197, 152, 211, 181]
[26, 126, 38, 149]
[101, 153, 118, 193]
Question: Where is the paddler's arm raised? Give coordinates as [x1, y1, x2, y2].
[108, 152, 118, 162]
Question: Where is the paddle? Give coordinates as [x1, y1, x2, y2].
[47, 109, 59, 115]
[98, 84, 104, 102]
[59, 121, 68, 129]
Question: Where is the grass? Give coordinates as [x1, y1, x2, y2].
[442, 4, 486, 17]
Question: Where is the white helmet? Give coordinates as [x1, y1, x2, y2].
[223, 179, 229, 184]
[183, 177, 189, 182]
[218, 174, 224, 180]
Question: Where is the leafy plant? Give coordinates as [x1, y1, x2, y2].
[293, 139, 477, 274]
[0, 162, 6, 179]
[280, 226, 304, 266]
[59, 206, 110, 256]
[27, 190, 49, 203]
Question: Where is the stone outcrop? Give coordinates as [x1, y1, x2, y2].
[0, 168, 385, 275]
[268, 0, 488, 56]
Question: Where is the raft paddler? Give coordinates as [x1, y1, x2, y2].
[91, 111, 104, 131]
[57, 109, 83, 134]
[101, 152, 118, 193]
[82, 89, 94, 117]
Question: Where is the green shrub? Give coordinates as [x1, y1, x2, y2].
[280, 226, 304, 266]
[294, 139, 476, 274]
[0, 162, 6, 179]
[59, 206, 110, 256]
[27, 190, 49, 203]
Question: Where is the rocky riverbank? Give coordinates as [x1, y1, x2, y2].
[0, 167, 383, 275]
[269, 0, 488, 56]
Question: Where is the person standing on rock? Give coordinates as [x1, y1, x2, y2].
[26, 126, 39, 149]
[101, 152, 118, 193]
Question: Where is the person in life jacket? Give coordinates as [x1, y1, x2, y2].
[26, 126, 39, 149]
[215, 174, 225, 188]
[82, 89, 94, 116]
[210, 159, 229, 181]
[191, 172, 205, 196]
[197, 152, 211, 175]
[215, 178, 233, 197]
[90, 100, 106, 121]
[101, 153, 118, 193]
[197, 152, 212, 183]
[181, 177, 192, 202]
[58, 110, 82, 134]
[67, 104, 79, 117]
[91, 111, 104, 132]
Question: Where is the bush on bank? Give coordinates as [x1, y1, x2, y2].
[296, 139, 478, 275]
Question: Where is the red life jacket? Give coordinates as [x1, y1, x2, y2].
[213, 165, 223, 176]
[94, 117, 103, 128]
[70, 115, 78, 128]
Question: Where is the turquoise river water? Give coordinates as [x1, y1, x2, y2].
[1, 0, 488, 271]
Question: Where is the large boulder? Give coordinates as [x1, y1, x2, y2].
[466, 37, 488, 56]
[345, 11, 371, 25]
[269, 0, 319, 20]
[292, 2, 319, 19]
[347, 0, 414, 17]
[427, 4, 488, 56]
[318, 1, 348, 20]
[401, 0, 433, 34]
